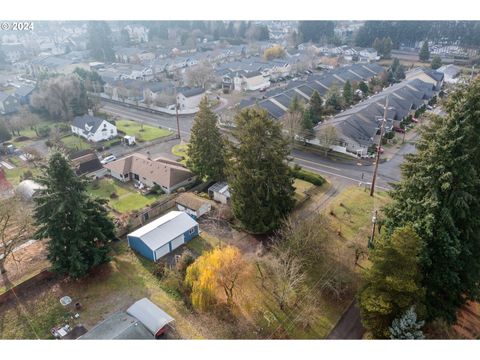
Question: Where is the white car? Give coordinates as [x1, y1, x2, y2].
[101, 155, 117, 165]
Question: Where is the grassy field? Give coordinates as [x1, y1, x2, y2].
[88, 178, 162, 213]
[293, 178, 316, 203]
[60, 135, 91, 151]
[116, 119, 173, 142]
[4, 165, 41, 186]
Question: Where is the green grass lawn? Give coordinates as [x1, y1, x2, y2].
[60, 135, 91, 151]
[4, 166, 41, 186]
[116, 119, 173, 142]
[88, 178, 162, 213]
[171, 143, 189, 165]
[12, 119, 58, 145]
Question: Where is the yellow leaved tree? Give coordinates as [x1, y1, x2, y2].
[185, 246, 246, 312]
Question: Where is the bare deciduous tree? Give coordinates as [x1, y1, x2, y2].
[31, 74, 85, 121]
[317, 124, 338, 155]
[0, 196, 33, 274]
[184, 61, 217, 89]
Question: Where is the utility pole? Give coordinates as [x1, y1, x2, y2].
[174, 75, 181, 141]
[370, 96, 389, 197]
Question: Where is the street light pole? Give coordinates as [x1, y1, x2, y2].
[370, 96, 389, 197]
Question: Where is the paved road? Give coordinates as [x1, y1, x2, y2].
[101, 102, 418, 190]
[327, 300, 365, 339]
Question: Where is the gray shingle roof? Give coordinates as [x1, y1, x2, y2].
[180, 87, 205, 98]
[72, 115, 107, 135]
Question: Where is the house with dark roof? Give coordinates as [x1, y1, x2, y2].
[14, 85, 35, 105]
[69, 149, 107, 178]
[405, 68, 444, 90]
[176, 87, 205, 110]
[313, 73, 438, 157]
[71, 115, 117, 143]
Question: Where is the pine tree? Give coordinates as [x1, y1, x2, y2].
[359, 225, 425, 339]
[358, 81, 369, 96]
[187, 97, 226, 181]
[343, 80, 353, 106]
[226, 108, 295, 234]
[302, 107, 315, 139]
[389, 306, 425, 339]
[431, 55, 442, 70]
[33, 151, 114, 279]
[419, 41, 430, 62]
[384, 79, 480, 323]
[309, 90, 324, 124]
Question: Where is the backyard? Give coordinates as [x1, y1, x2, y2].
[116, 119, 173, 142]
[87, 177, 164, 213]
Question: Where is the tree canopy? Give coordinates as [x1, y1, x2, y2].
[226, 108, 295, 234]
[298, 21, 335, 44]
[384, 79, 480, 323]
[33, 151, 115, 279]
[87, 21, 115, 62]
[359, 225, 425, 339]
[187, 97, 226, 181]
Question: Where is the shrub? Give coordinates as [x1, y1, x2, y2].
[45, 139, 53, 147]
[291, 168, 325, 186]
[110, 192, 118, 199]
[15, 136, 30, 142]
[55, 123, 70, 133]
[176, 250, 195, 276]
[109, 140, 121, 147]
[38, 125, 51, 138]
[20, 170, 34, 181]
[148, 184, 164, 195]
[91, 178, 100, 190]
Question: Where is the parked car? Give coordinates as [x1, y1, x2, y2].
[411, 117, 419, 123]
[101, 155, 117, 164]
[394, 127, 405, 133]
[375, 146, 384, 154]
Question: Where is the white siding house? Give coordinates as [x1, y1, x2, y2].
[176, 88, 205, 110]
[71, 115, 117, 142]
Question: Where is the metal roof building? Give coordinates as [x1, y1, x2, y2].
[127, 211, 199, 261]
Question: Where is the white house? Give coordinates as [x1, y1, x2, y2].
[233, 70, 270, 91]
[176, 88, 205, 110]
[359, 48, 380, 62]
[71, 115, 117, 142]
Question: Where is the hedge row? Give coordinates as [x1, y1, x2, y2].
[292, 166, 325, 186]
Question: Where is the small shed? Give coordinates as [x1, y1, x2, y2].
[208, 181, 231, 205]
[127, 211, 199, 262]
[127, 298, 174, 337]
[175, 192, 211, 219]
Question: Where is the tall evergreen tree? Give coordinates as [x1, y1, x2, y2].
[384, 79, 480, 323]
[343, 80, 353, 106]
[309, 90, 324, 124]
[430, 55, 442, 70]
[419, 40, 430, 62]
[187, 97, 226, 181]
[226, 108, 295, 234]
[358, 81, 369, 96]
[302, 107, 315, 139]
[359, 225, 425, 339]
[33, 151, 115, 279]
[87, 21, 115, 62]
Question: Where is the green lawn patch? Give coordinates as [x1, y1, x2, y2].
[88, 178, 162, 213]
[171, 143, 189, 165]
[60, 135, 91, 151]
[4, 166, 41, 186]
[116, 119, 173, 142]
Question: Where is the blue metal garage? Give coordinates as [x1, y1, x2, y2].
[127, 211, 199, 261]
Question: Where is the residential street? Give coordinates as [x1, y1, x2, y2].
[100, 102, 419, 191]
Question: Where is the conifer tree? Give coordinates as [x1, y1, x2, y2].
[419, 40, 430, 62]
[309, 90, 324, 124]
[389, 306, 425, 340]
[343, 80, 353, 106]
[187, 97, 226, 181]
[384, 79, 480, 323]
[359, 225, 425, 339]
[33, 151, 114, 279]
[226, 108, 295, 233]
